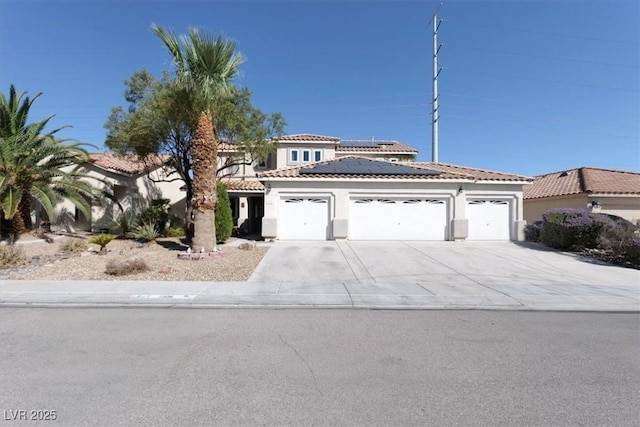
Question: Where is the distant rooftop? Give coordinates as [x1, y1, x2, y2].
[524, 167, 640, 199]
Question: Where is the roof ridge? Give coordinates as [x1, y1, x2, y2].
[535, 166, 640, 178]
[579, 167, 592, 193]
[412, 161, 532, 180]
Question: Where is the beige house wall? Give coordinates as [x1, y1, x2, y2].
[52, 164, 185, 232]
[524, 194, 640, 225]
[524, 194, 587, 224]
[589, 195, 640, 225]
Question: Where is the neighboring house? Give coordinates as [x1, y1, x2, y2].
[257, 156, 533, 241]
[524, 167, 640, 225]
[51, 153, 185, 232]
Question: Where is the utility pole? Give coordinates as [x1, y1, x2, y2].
[432, 7, 443, 163]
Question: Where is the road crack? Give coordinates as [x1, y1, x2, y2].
[278, 335, 320, 394]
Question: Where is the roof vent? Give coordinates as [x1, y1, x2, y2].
[559, 171, 568, 177]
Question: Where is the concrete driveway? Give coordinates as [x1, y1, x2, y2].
[248, 241, 640, 309]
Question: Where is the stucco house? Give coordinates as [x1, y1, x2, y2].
[524, 167, 640, 225]
[50, 153, 185, 232]
[257, 155, 533, 241]
[218, 134, 419, 236]
[50, 133, 534, 241]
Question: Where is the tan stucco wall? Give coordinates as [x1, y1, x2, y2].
[276, 143, 337, 168]
[53, 164, 185, 232]
[524, 194, 587, 224]
[589, 195, 640, 225]
[524, 194, 640, 225]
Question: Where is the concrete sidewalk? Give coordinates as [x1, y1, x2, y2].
[1, 278, 639, 311]
[2, 241, 639, 311]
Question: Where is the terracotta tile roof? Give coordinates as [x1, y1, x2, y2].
[336, 141, 418, 154]
[273, 134, 341, 143]
[221, 180, 265, 191]
[524, 167, 640, 199]
[89, 153, 170, 175]
[412, 162, 534, 182]
[257, 156, 532, 182]
[218, 142, 239, 152]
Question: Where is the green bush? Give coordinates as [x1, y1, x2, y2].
[112, 210, 136, 235]
[138, 198, 171, 234]
[88, 234, 117, 254]
[539, 209, 605, 250]
[524, 220, 542, 242]
[215, 181, 233, 243]
[164, 227, 186, 238]
[0, 246, 28, 269]
[621, 239, 640, 267]
[131, 222, 160, 242]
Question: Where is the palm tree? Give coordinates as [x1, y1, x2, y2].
[0, 85, 95, 239]
[152, 24, 244, 251]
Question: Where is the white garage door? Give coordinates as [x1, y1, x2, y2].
[349, 198, 447, 240]
[279, 197, 330, 240]
[466, 200, 510, 240]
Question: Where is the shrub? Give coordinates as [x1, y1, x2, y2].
[164, 227, 186, 238]
[138, 198, 171, 234]
[539, 208, 604, 250]
[112, 210, 136, 235]
[215, 181, 233, 243]
[132, 222, 160, 242]
[596, 214, 637, 250]
[60, 238, 89, 254]
[88, 234, 117, 254]
[619, 238, 640, 268]
[0, 246, 28, 269]
[524, 220, 542, 242]
[105, 257, 150, 276]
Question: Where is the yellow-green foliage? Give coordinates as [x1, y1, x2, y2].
[132, 223, 159, 242]
[60, 238, 89, 254]
[164, 227, 186, 238]
[88, 234, 116, 252]
[0, 246, 29, 269]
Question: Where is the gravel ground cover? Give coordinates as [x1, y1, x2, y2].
[1, 234, 269, 281]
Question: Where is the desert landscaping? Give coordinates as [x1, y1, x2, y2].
[0, 233, 269, 281]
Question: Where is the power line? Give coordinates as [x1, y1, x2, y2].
[434, 103, 639, 130]
[439, 114, 639, 142]
[443, 69, 639, 93]
[453, 19, 640, 46]
[441, 92, 640, 123]
[446, 44, 638, 69]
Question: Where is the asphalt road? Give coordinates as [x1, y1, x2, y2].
[1, 308, 639, 426]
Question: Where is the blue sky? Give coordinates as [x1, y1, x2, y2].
[2, 0, 638, 176]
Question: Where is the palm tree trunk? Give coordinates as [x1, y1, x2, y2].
[190, 110, 217, 251]
[18, 193, 33, 232]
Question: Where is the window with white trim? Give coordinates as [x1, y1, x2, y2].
[289, 149, 299, 164]
[314, 150, 323, 162]
[302, 149, 311, 162]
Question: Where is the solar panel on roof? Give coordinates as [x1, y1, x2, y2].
[300, 158, 440, 176]
[339, 140, 381, 148]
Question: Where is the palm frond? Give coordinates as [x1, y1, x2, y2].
[0, 186, 22, 220]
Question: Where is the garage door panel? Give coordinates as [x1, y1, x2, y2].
[349, 198, 447, 240]
[467, 200, 510, 240]
[280, 198, 329, 240]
